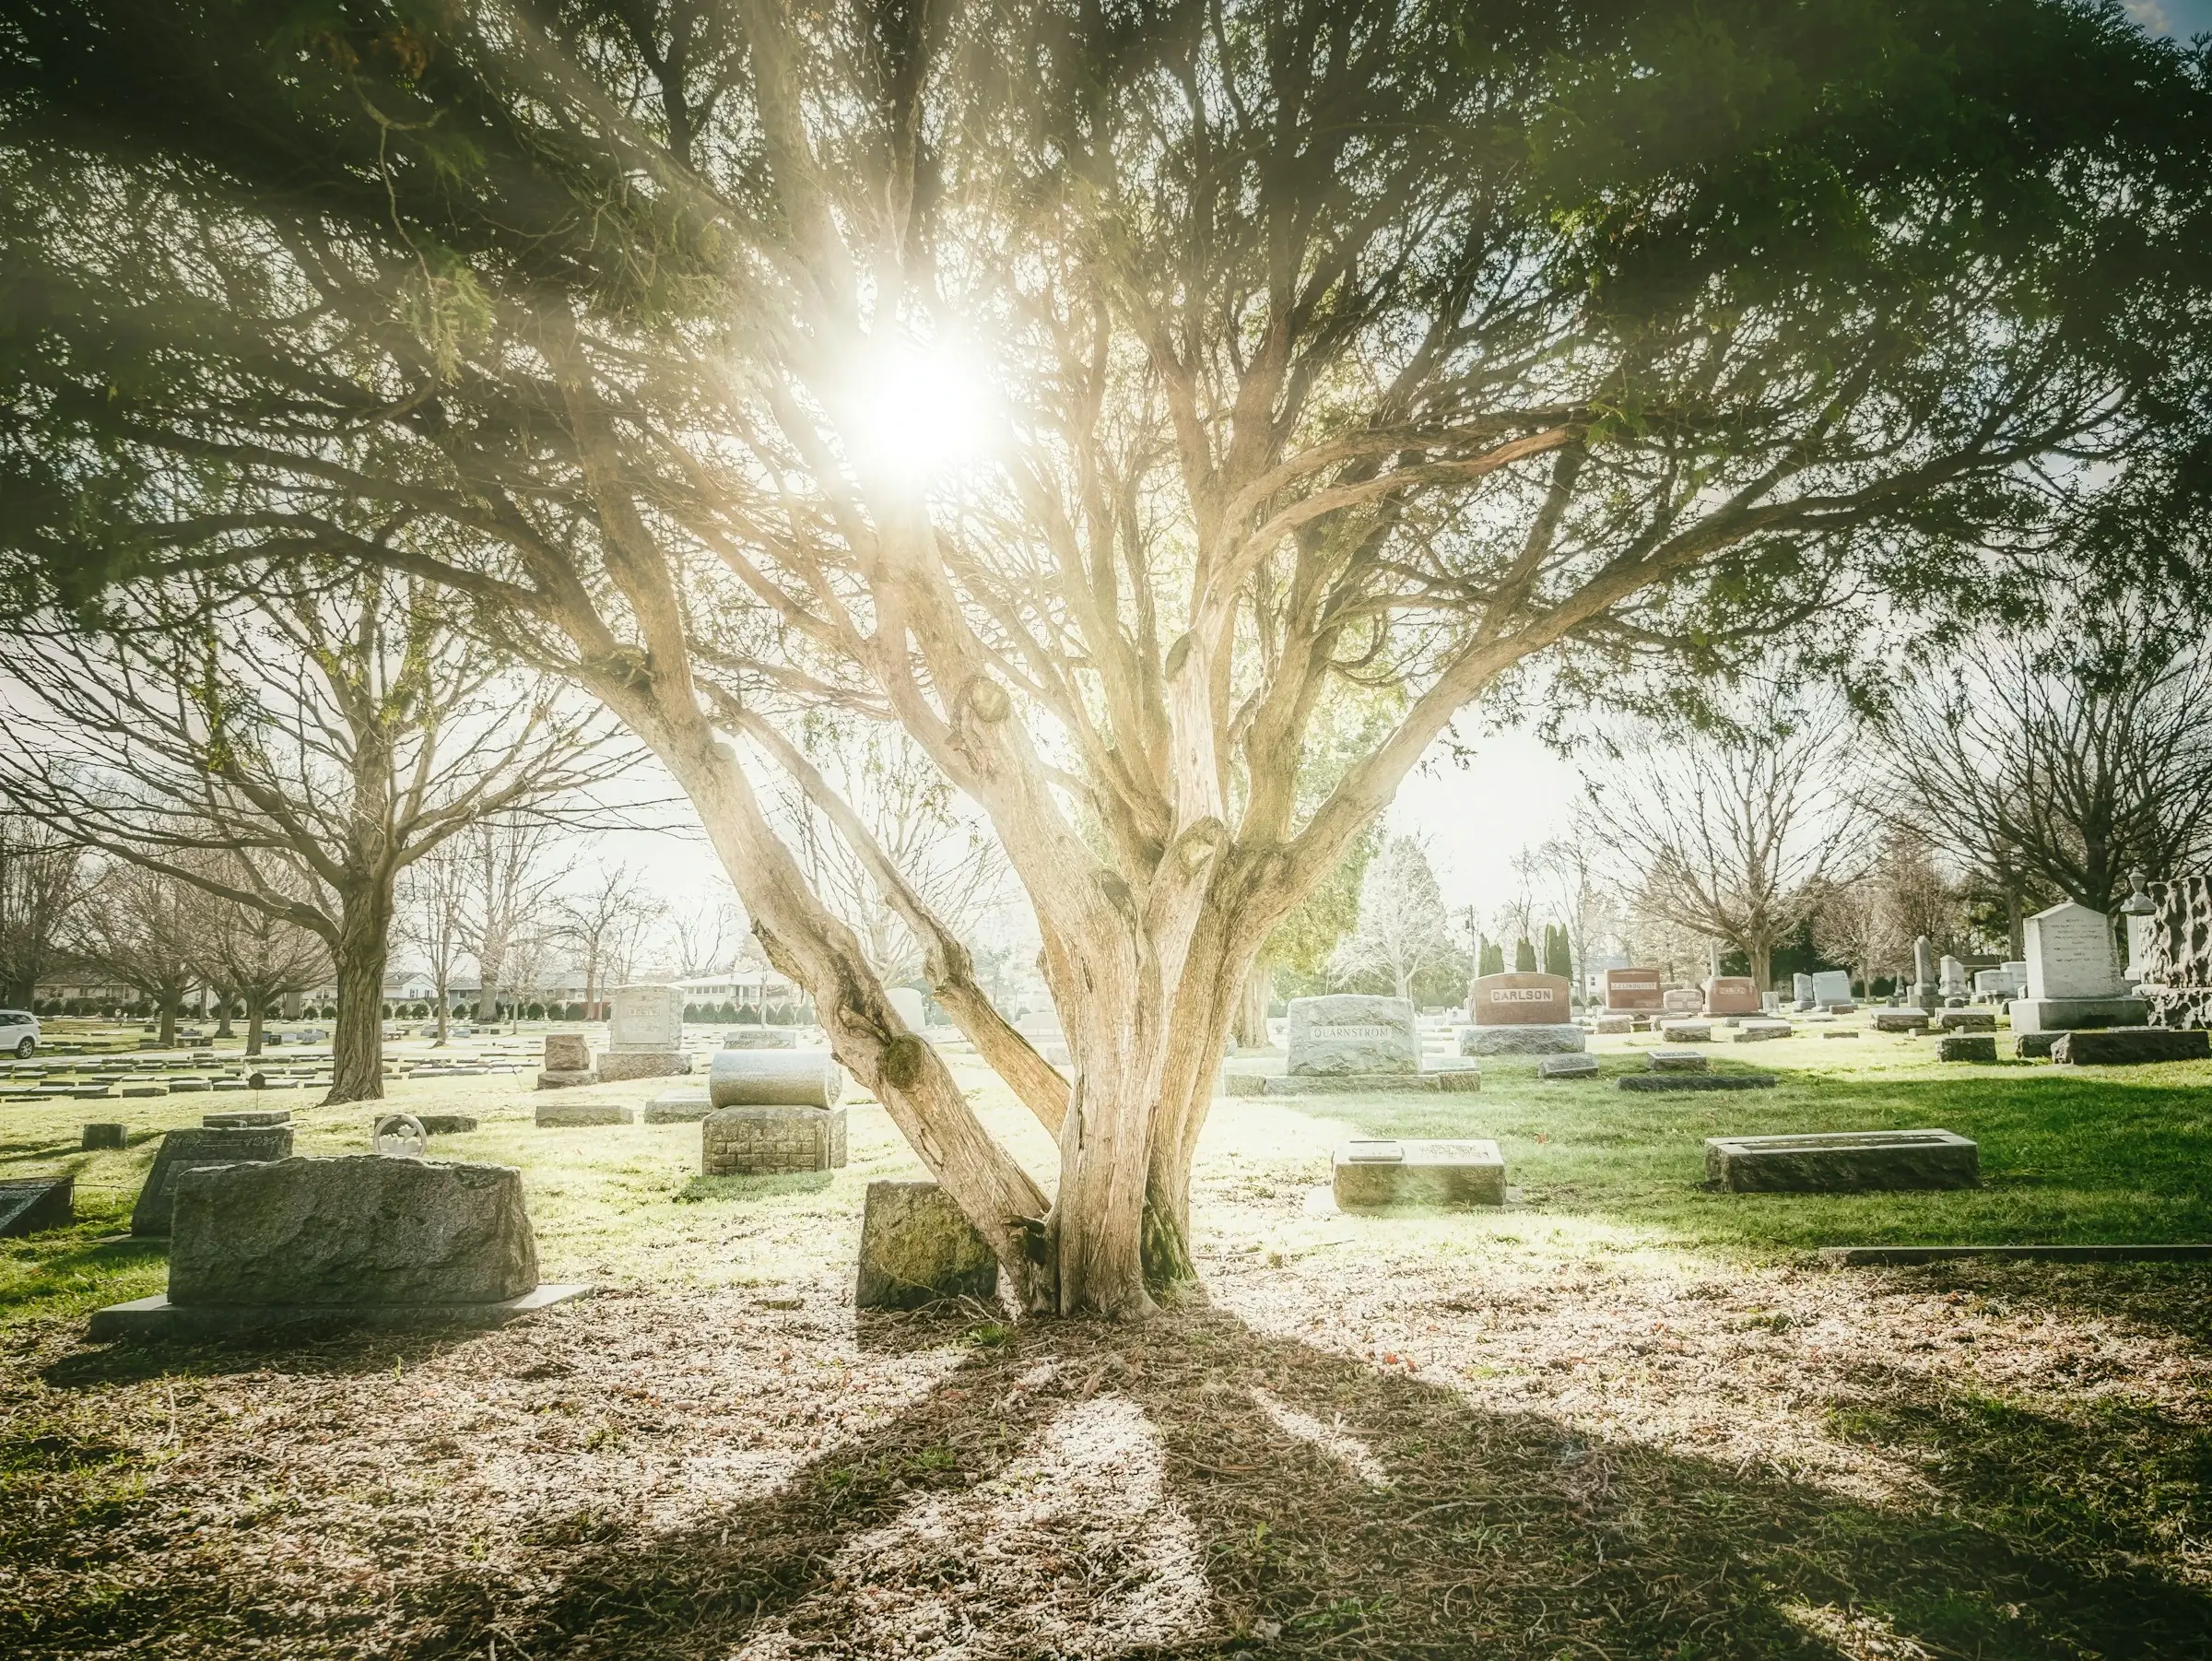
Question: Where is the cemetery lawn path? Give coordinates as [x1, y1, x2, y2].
[0, 1020, 2207, 1657]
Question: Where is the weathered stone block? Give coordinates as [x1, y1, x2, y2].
[1537, 1053, 1600, 1078]
[1650, 1048, 1709, 1072]
[81, 1123, 126, 1149]
[543, 1033, 590, 1072]
[1733, 1020, 1793, 1042]
[1458, 1022, 1583, 1056]
[1331, 1139, 1506, 1209]
[2007, 995, 2147, 1035]
[700, 1104, 847, 1173]
[1872, 1010, 1930, 1033]
[1286, 995, 1419, 1075]
[1822, 1029, 1860, 1040]
[2051, 1026, 2211, 1066]
[1936, 1033, 1997, 1062]
[535, 1067, 599, 1090]
[414, 1113, 479, 1136]
[534, 1101, 634, 1127]
[708, 1049, 845, 1109]
[1618, 1074, 1775, 1092]
[0, 1178, 73, 1237]
[2016, 1031, 2061, 1059]
[2146, 986, 2212, 1030]
[1659, 1019, 1713, 1043]
[595, 1050, 690, 1083]
[642, 1087, 713, 1124]
[131, 1125, 295, 1236]
[1594, 1013, 1635, 1034]
[1704, 1129, 1978, 1192]
[169, 1156, 537, 1306]
[1217, 1071, 1268, 1098]
[855, 1181, 997, 1310]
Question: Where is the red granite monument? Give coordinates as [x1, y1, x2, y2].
[1467, 972, 1572, 1026]
[1600, 968, 1665, 1013]
[1701, 975, 1762, 1016]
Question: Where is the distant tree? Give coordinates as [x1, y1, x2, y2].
[1527, 811, 1613, 1004]
[0, 818, 92, 1007]
[1877, 615, 2212, 924]
[554, 865, 664, 1019]
[1512, 937, 1537, 972]
[1332, 836, 1465, 1002]
[1478, 937, 1506, 978]
[194, 880, 328, 1055]
[398, 842, 470, 1047]
[1597, 703, 1866, 991]
[455, 818, 574, 1029]
[70, 862, 204, 1047]
[0, 570, 626, 1101]
[1543, 925, 1571, 982]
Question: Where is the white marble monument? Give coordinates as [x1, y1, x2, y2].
[2009, 903, 2145, 1035]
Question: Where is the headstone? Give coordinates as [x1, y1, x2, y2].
[1872, 1009, 1931, 1033]
[1701, 977, 1761, 1016]
[609, 984, 684, 1052]
[1262, 1068, 1479, 1097]
[642, 1087, 714, 1124]
[1936, 1033, 1996, 1062]
[168, 1156, 538, 1306]
[1649, 1048, 1709, 1072]
[723, 1028, 799, 1050]
[0, 1178, 73, 1238]
[1593, 1013, 1635, 1034]
[701, 1104, 848, 1173]
[2136, 878, 2212, 1029]
[1912, 935, 1938, 1010]
[887, 986, 929, 1031]
[1938, 955, 1969, 1000]
[1793, 972, 1816, 1012]
[855, 1181, 998, 1309]
[543, 1032, 591, 1071]
[372, 1113, 429, 1158]
[1467, 972, 1571, 1026]
[1659, 1019, 1713, 1042]
[131, 1125, 295, 1236]
[413, 1113, 478, 1135]
[1704, 1129, 1978, 1192]
[1661, 988, 1705, 1015]
[1599, 969, 1665, 1013]
[1536, 1053, 1599, 1078]
[1971, 966, 2024, 1001]
[1733, 1019, 1792, 1041]
[2051, 1027, 2211, 1066]
[1932, 1008, 1995, 1032]
[203, 1109, 289, 1129]
[1285, 995, 1419, 1076]
[2010, 901, 2146, 1033]
[708, 1048, 846, 1109]
[81, 1123, 126, 1150]
[1810, 970, 1854, 1007]
[2015, 1031, 2061, 1059]
[1330, 1138, 1506, 1208]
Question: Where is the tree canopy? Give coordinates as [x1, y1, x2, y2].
[3, 0, 2209, 1313]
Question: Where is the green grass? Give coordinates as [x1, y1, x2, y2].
[1285, 1035, 2212, 1251]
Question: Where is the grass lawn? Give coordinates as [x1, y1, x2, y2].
[2, 1019, 2208, 1657]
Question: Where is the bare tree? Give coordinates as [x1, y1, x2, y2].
[1331, 836, 1464, 1002]
[1527, 814, 1613, 1003]
[667, 886, 746, 978]
[0, 817, 93, 1008]
[398, 842, 470, 1046]
[194, 875, 329, 1055]
[69, 862, 205, 1047]
[454, 816, 574, 1026]
[553, 865, 663, 1019]
[1596, 704, 1865, 991]
[0, 569, 629, 1102]
[1877, 622, 2212, 921]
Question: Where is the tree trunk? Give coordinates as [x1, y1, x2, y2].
[433, 972, 450, 1045]
[326, 886, 392, 1104]
[1749, 940, 1773, 995]
[158, 994, 177, 1049]
[477, 937, 506, 1024]
[1232, 961, 1272, 1049]
[2006, 881, 2025, 960]
[245, 1000, 265, 1056]
[213, 988, 234, 1039]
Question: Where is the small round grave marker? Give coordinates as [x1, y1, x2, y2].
[372, 1113, 428, 1159]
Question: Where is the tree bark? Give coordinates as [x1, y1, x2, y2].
[158, 994, 177, 1050]
[245, 998, 265, 1056]
[327, 885, 391, 1104]
[213, 988, 234, 1039]
[1233, 962, 1272, 1049]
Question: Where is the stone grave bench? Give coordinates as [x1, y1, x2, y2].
[642, 1087, 714, 1124]
[1330, 1138, 1506, 1209]
[1936, 1033, 1997, 1063]
[1703, 1129, 1978, 1192]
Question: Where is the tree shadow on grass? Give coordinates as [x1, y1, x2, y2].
[325, 1303, 2212, 1660]
[675, 1171, 836, 1203]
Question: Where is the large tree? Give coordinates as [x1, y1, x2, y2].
[0, 817, 91, 1008]
[4, 0, 2210, 1313]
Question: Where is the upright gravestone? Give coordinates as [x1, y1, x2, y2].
[1793, 972, 1816, 1012]
[1287, 995, 1420, 1076]
[1810, 970, 1854, 1008]
[130, 1125, 295, 1236]
[888, 986, 929, 1031]
[855, 1181, 998, 1309]
[1912, 936, 1939, 1012]
[537, 1031, 596, 1090]
[1599, 969, 1665, 1015]
[1701, 976, 1761, 1017]
[2009, 901, 2146, 1035]
[598, 984, 690, 1082]
[1939, 954, 1970, 1005]
[1459, 973, 1582, 1055]
[2136, 876, 2212, 1029]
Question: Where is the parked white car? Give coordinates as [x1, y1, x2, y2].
[0, 1009, 38, 1058]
